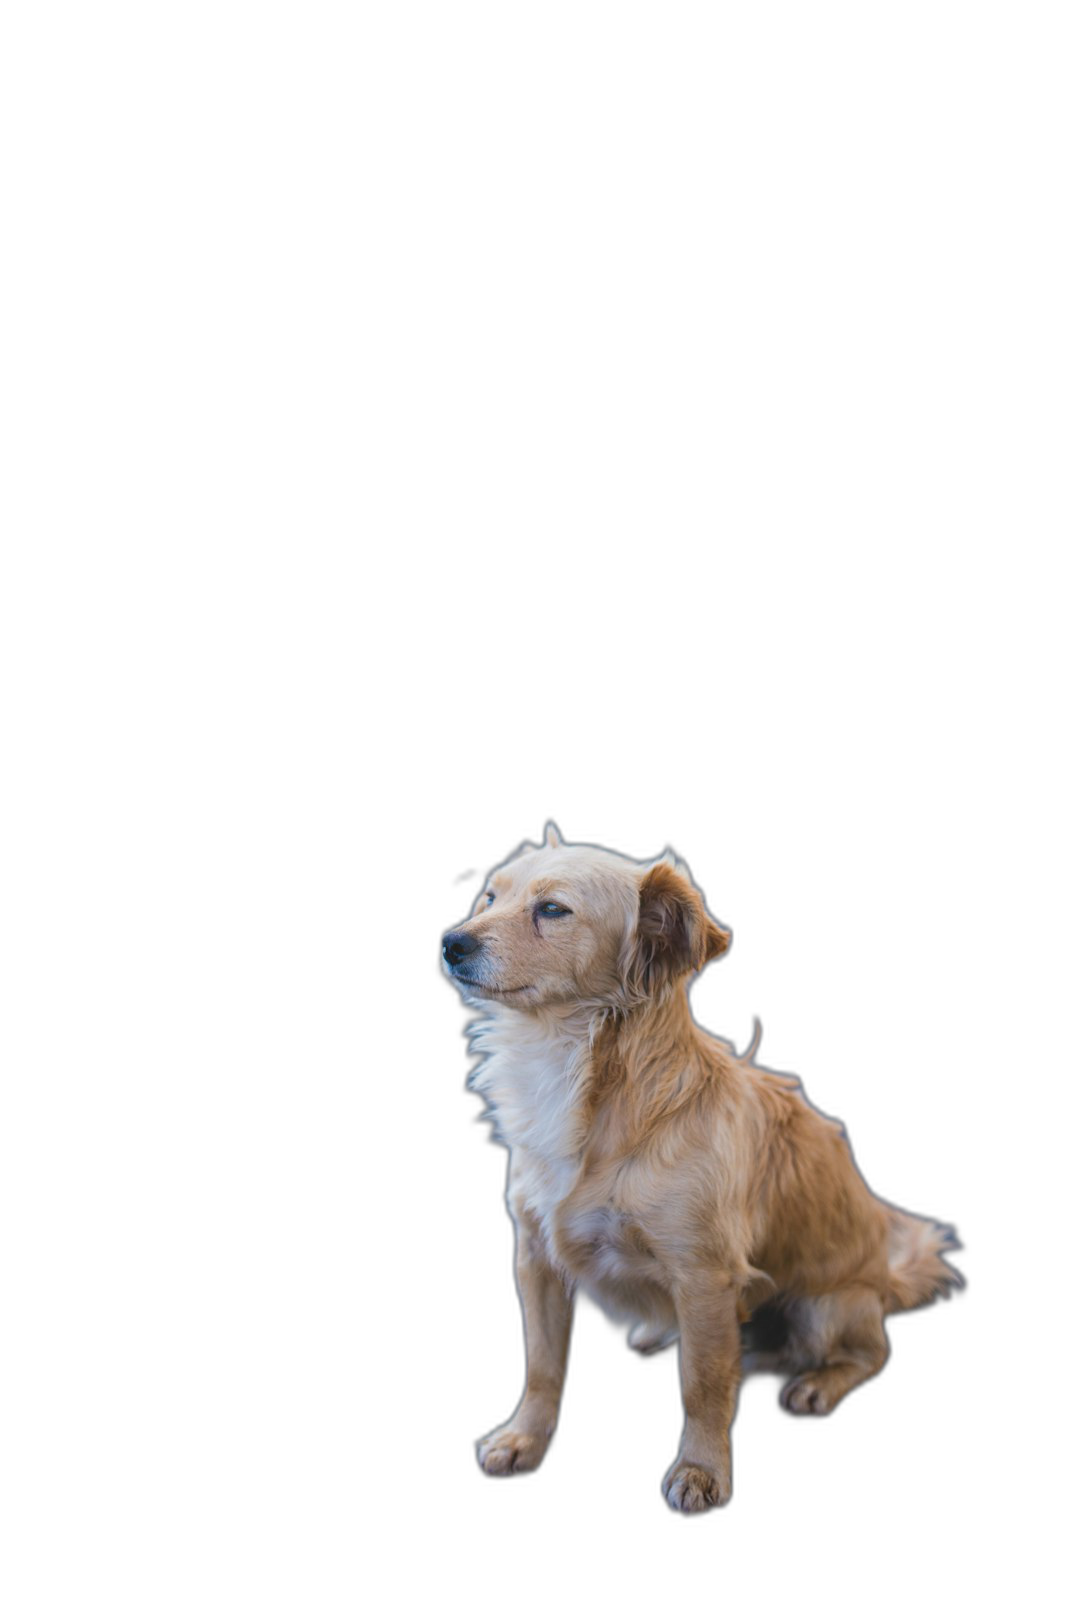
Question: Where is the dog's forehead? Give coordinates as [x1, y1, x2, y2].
[491, 842, 636, 898]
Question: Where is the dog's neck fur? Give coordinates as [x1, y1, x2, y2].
[469, 985, 715, 1178]
[468, 1001, 599, 1165]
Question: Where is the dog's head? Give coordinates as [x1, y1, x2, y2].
[441, 824, 730, 1011]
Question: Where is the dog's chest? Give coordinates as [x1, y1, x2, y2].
[492, 1055, 582, 1166]
[514, 1152, 660, 1287]
[552, 1194, 665, 1292]
[518, 1153, 663, 1303]
[469, 1012, 664, 1296]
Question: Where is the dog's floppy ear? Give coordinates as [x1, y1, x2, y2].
[624, 857, 730, 995]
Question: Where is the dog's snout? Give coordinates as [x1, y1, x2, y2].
[443, 930, 481, 968]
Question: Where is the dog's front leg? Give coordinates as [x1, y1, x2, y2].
[662, 1271, 740, 1513]
[477, 1203, 574, 1476]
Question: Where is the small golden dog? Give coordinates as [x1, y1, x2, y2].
[442, 825, 962, 1513]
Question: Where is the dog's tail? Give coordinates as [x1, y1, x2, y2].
[739, 1018, 764, 1064]
[884, 1208, 965, 1313]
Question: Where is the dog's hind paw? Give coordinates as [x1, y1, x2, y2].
[780, 1373, 836, 1415]
[628, 1322, 679, 1355]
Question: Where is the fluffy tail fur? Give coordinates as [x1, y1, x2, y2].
[885, 1209, 965, 1313]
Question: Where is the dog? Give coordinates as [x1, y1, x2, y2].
[442, 824, 962, 1513]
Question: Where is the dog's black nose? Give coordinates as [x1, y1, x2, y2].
[443, 930, 481, 967]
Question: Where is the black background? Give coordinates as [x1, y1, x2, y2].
[408, 724, 1003, 1553]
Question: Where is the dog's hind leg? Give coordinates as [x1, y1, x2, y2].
[779, 1284, 889, 1416]
[740, 1298, 797, 1373]
[748, 1339, 816, 1378]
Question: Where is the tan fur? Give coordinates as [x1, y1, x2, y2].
[443, 830, 963, 1513]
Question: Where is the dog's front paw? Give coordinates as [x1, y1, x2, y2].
[476, 1424, 549, 1476]
[662, 1458, 731, 1513]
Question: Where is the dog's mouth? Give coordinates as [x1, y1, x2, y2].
[454, 975, 534, 997]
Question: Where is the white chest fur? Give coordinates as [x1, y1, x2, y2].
[467, 1005, 596, 1240]
[467, 1005, 675, 1328]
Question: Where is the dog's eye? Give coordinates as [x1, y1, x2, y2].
[485, 891, 495, 906]
[537, 901, 571, 918]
